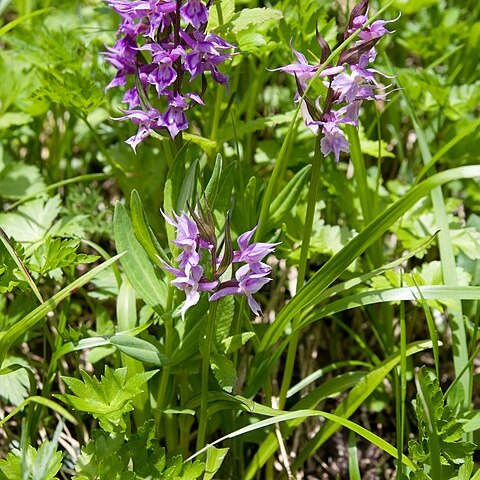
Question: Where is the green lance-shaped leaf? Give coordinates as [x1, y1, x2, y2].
[247, 165, 480, 395]
[110, 335, 169, 367]
[265, 164, 312, 231]
[114, 202, 167, 314]
[130, 189, 169, 264]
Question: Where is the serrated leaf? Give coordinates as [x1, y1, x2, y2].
[221, 332, 256, 354]
[0, 195, 61, 247]
[0, 162, 44, 198]
[0, 441, 62, 480]
[210, 353, 237, 393]
[56, 366, 158, 432]
[229, 8, 283, 35]
[27, 238, 99, 278]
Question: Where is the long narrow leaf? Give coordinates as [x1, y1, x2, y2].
[0, 253, 125, 366]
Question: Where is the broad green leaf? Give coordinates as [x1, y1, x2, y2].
[221, 332, 256, 354]
[114, 202, 167, 313]
[215, 295, 235, 344]
[110, 335, 169, 367]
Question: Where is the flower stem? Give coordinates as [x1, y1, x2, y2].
[156, 285, 175, 439]
[196, 301, 218, 449]
[278, 136, 322, 409]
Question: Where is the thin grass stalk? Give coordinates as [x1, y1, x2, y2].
[387, 56, 471, 409]
[395, 294, 407, 479]
[278, 136, 322, 410]
[346, 125, 382, 268]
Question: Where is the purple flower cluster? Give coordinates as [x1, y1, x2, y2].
[105, 0, 233, 151]
[162, 210, 277, 319]
[274, 0, 395, 161]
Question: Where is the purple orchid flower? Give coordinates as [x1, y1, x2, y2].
[171, 265, 218, 320]
[180, 0, 209, 29]
[271, 40, 344, 91]
[319, 117, 350, 162]
[114, 107, 162, 152]
[272, 1, 395, 161]
[181, 30, 233, 84]
[233, 226, 278, 265]
[105, 0, 233, 150]
[158, 93, 189, 138]
[209, 264, 272, 316]
[161, 211, 276, 318]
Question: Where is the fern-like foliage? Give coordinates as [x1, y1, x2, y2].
[75, 420, 206, 480]
[56, 366, 158, 433]
[407, 367, 476, 479]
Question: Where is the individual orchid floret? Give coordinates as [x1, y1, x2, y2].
[271, 41, 344, 92]
[209, 264, 272, 316]
[233, 226, 278, 266]
[114, 107, 162, 152]
[180, 0, 209, 29]
[181, 31, 234, 85]
[319, 114, 350, 162]
[171, 265, 218, 320]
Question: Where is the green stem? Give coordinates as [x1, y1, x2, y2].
[210, 85, 224, 145]
[346, 125, 383, 268]
[156, 286, 175, 437]
[196, 301, 218, 449]
[278, 136, 322, 409]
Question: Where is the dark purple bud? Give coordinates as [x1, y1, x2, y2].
[216, 212, 233, 279]
[316, 28, 331, 64]
[338, 38, 378, 65]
